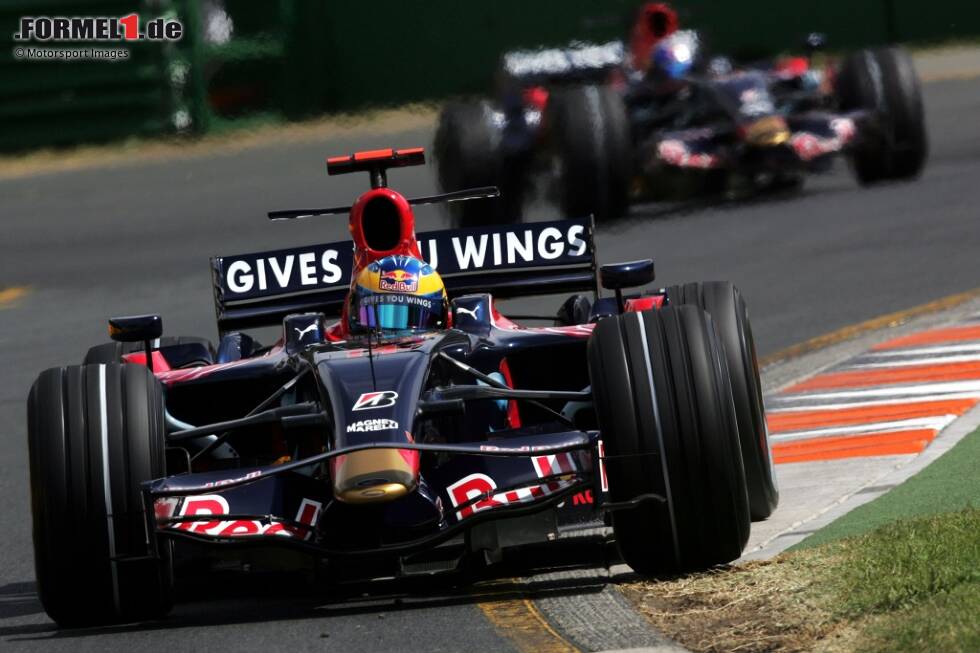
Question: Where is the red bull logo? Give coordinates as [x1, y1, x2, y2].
[379, 268, 418, 292]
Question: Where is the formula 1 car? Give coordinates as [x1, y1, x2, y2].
[434, 31, 928, 223]
[27, 148, 776, 627]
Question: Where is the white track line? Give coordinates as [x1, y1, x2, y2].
[843, 352, 980, 369]
[770, 415, 956, 441]
[868, 343, 980, 357]
[766, 391, 980, 413]
[773, 379, 980, 402]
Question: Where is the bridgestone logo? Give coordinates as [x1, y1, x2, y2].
[347, 419, 399, 433]
[352, 390, 399, 411]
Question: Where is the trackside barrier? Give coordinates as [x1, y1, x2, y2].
[0, 0, 186, 151]
[2, 1, 978, 151]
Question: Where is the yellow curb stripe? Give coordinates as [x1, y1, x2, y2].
[477, 591, 579, 653]
[759, 286, 980, 367]
[0, 286, 30, 308]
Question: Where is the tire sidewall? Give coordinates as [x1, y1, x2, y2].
[666, 282, 778, 520]
[27, 363, 171, 626]
[588, 307, 750, 574]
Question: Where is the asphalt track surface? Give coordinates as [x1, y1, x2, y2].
[1, 76, 978, 651]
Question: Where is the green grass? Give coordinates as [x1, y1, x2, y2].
[835, 510, 980, 616]
[794, 425, 980, 548]
[798, 425, 980, 650]
[823, 508, 980, 652]
[868, 577, 980, 652]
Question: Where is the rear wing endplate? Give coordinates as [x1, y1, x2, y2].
[211, 217, 597, 334]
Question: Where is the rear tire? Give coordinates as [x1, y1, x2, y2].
[837, 47, 927, 184]
[665, 282, 778, 520]
[83, 336, 213, 365]
[433, 100, 524, 226]
[588, 307, 750, 574]
[28, 364, 172, 626]
[547, 85, 631, 220]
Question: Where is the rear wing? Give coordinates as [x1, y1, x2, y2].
[500, 41, 625, 87]
[211, 217, 597, 334]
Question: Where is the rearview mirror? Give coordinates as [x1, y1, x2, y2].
[599, 260, 655, 291]
[108, 314, 162, 343]
[805, 32, 827, 54]
[600, 260, 655, 314]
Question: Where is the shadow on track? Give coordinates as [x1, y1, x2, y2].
[3, 573, 610, 642]
[603, 180, 852, 234]
[0, 581, 44, 621]
[3, 538, 626, 643]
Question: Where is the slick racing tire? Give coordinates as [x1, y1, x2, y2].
[837, 47, 927, 184]
[587, 307, 750, 574]
[665, 282, 778, 520]
[547, 84, 631, 220]
[433, 100, 525, 226]
[83, 336, 214, 366]
[27, 363, 173, 626]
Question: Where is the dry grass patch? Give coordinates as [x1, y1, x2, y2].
[621, 507, 980, 653]
[621, 550, 845, 652]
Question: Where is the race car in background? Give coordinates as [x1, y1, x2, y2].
[433, 2, 928, 224]
[27, 148, 776, 626]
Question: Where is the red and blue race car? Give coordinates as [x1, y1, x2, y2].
[27, 148, 776, 626]
[435, 3, 927, 223]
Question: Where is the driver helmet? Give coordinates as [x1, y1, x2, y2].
[348, 255, 448, 336]
[649, 30, 700, 83]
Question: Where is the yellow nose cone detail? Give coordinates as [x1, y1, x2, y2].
[332, 449, 417, 504]
[339, 482, 411, 503]
[744, 116, 791, 147]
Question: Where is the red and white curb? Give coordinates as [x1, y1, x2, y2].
[516, 303, 980, 652]
[744, 314, 980, 559]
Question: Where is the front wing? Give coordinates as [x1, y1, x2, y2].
[147, 430, 604, 557]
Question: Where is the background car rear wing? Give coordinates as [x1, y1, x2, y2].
[499, 41, 624, 86]
[211, 217, 597, 334]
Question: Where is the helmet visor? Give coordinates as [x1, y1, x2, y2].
[350, 294, 445, 335]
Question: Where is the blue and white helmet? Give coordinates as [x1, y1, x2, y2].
[650, 30, 700, 81]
